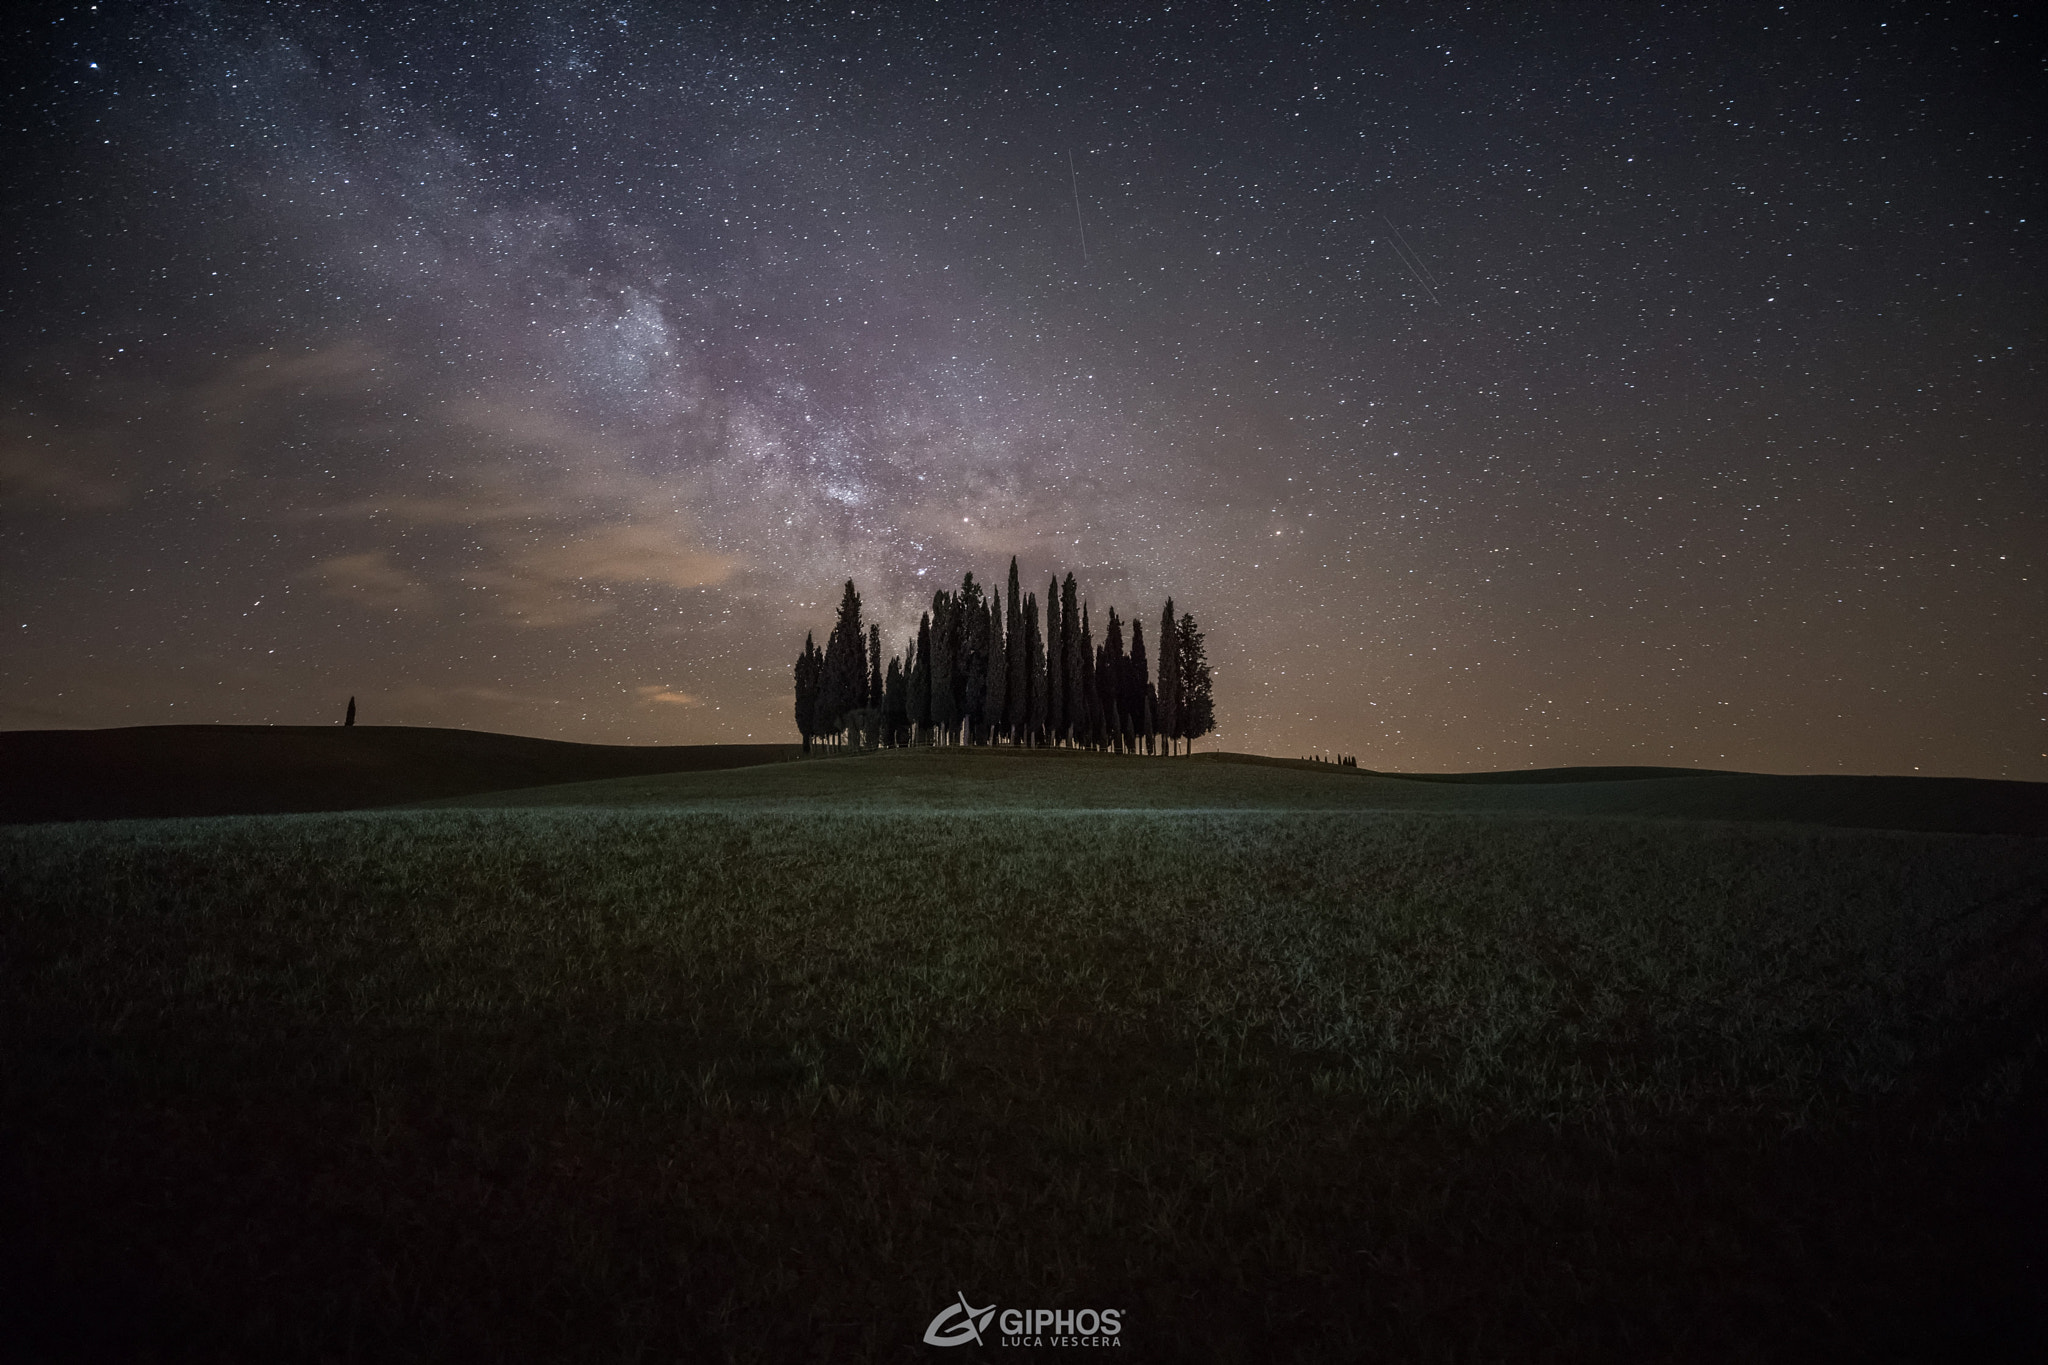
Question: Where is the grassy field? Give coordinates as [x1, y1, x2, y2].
[4, 747, 2046, 1360]
[433, 745, 2048, 835]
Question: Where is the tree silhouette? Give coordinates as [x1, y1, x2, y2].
[1078, 601, 1099, 749]
[910, 611, 933, 743]
[983, 587, 1007, 745]
[1043, 578, 1064, 745]
[1129, 618, 1150, 755]
[817, 580, 867, 744]
[1157, 601, 1180, 755]
[1005, 558, 1026, 743]
[868, 625, 883, 721]
[344, 695, 356, 727]
[882, 653, 907, 747]
[1060, 573, 1082, 748]
[930, 590, 958, 742]
[792, 571, 1216, 756]
[1100, 607, 1125, 752]
[1024, 592, 1045, 745]
[793, 633, 823, 754]
[958, 573, 988, 743]
[1177, 612, 1214, 750]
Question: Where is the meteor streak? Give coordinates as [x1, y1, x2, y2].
[1068, 150, 1091, 266]
[1380, 213, 1439, 304]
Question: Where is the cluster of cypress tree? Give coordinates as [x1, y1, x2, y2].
[793, 557, 1214, 755]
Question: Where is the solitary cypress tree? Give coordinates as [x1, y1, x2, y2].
[1157, 599, 1181, 755]
[1178, 611, 1215, 750]
[1024, 592, 1045, 745]
[344, 695, 356, 727]
[1043, 578, 1063, 744]
[1060, 573, 1082, 747]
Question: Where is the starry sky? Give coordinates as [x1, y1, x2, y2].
[3, 1, 2042, 778]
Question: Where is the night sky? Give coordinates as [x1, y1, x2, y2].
[4, 2, 2041, 778]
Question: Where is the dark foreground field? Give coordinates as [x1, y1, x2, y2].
[4, 747, 2046, 1361]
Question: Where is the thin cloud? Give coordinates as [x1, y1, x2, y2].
[311, 550, 432, 612]
[458, 568, 616, 628]
[636, 685, 703, 707]
[448, 394, 625, 465]
[324, 490, 553, 526]
[0, 442, 129, 509]
[520, 521, 739, 592]
[468, 521, 739, 628]
[198, 340, 384, 412]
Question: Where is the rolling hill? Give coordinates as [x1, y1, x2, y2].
[3, 725, 2041, 836]
[0, 725, 797, 823]
[422, 745, 2048, 837]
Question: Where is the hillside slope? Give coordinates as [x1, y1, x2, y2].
[429, 746, 2048, 837]
[0, 726, 797, 823]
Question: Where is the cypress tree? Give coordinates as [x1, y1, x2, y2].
[883, 654, 907, 747]
[984, 588, 1008, 745]
[1043, 577, 1063, 744]
[958, 573, 987, 743]
[818, 580, 865, 744]
[1024, 592, 1045, 745]
[854, 612, 868, 713]
[1114, 609, 1130, 757]
[950, 587, 970, 742]
[1178, 612, 1215, 750]
[931, 590, 958, 743]
[1006, 561, 1028, 737]
[1096, 640, 1115, 750]
[910, 612, 933, 743]
[868, 624, 883, 717]
[1060, 573, 1082, 748]
[792, 633, 822, 754]
[1157, 599, 1181, 755]
[903, 631, 919, 743]
[1078, 601, 1098, 750]
[1128, 618, 1150, 755]
[819, 628, 845, 742]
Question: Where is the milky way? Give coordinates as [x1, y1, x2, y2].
[3, 2, 2041, 777]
